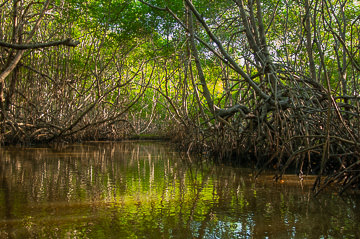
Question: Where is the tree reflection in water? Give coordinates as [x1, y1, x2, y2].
[0, 141, 359, 238]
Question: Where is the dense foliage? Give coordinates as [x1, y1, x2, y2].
[0, 0, 359, 193]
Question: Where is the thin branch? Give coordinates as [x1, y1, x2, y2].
[184, 0, 271, 101]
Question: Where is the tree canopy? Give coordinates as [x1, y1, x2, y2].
[0, 0, 359, 193]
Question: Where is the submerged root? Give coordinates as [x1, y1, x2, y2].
[174, 86, 360, 195]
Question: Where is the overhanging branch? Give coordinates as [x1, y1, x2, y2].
[0, 38, 80, 50]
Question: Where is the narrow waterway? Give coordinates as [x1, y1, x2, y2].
[0, 141, 359, 238]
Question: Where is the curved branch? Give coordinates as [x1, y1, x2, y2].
[183, 0, 270, 101]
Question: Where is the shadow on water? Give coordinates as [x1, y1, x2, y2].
[0, 141, 359, 238]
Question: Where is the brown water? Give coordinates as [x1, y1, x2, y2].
[0, 141, 359, 238]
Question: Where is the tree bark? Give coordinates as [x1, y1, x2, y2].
[0, 38, 80, 50]
[304, 0, 317, 82]
[186, 1, 215, 114]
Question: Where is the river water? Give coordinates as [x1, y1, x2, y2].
[0, 141, 359, 238]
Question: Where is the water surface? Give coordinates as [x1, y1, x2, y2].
[0, 141, 359, 238]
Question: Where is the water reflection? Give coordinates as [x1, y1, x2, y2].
[0, 141, 359, 238]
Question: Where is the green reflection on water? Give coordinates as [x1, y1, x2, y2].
[0, 141, 359, 238]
